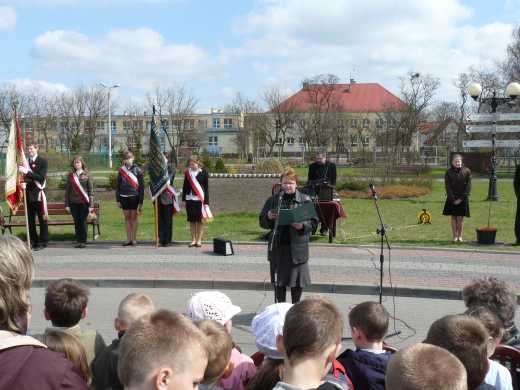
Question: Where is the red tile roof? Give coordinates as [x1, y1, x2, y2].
[277, 83, 406, 113]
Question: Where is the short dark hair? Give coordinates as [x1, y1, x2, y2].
[45, 279, 89, 327]
[424, 315, 489, 390]
[386, 343, 467, 390]
[349, 301, 389, 342]
[283, 298, 343, 364]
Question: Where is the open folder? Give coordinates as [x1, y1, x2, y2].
[277, 202, 317, 226]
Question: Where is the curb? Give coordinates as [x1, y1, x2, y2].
[31, 278, 464, 301]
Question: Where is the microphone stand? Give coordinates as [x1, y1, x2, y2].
[370, 184, 401, 339]
[270, 190, 284, 303]
[369, 184, 390, 305]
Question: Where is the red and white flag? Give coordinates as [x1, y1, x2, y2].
[5, 111, 28, 213]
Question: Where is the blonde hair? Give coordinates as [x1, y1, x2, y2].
[196, 320, 233, 384]
[0, 235, 34, 332]
[386, 343, 467, 390]
[280, 167, 298, 183]
[42, 330, 91, 384]
[118, 310, 209, 388]
[117, 293, 155, 327]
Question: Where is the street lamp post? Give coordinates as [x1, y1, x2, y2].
[99, 83, 120, 168]
[467, 81, 520, 201]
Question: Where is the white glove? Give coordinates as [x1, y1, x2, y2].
[18, 165, 28, 174]
[65, 207, 71, 213]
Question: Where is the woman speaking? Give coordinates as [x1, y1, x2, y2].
[259, 168, 318, 303]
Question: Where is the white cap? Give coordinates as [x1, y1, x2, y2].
[251, 302, 293, 360]
[186, 291, 241, 325]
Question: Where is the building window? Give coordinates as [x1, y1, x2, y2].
[362, 136, 370, 146]
[298, 137, 304, 144]
[173, 120, 181, 130]
[276, 137, 283, 145]
[376, 119, 384, 129]
[208, 136, 218, 145]
[299, 119, 306, 128]
[351, 135, 358, 147]
[337, 119, 345, 130]
[213, 118, 221, 129]
[198, 120, 208, 129]
[111, 121, 117, 134]
[224, 118, 233, 128]
[161, 120, 169, 131]
[350, 119, 358, 128]
[363, 119, 370, 128]
[287, 137, 295, 145]
[184, 119, 195, 129]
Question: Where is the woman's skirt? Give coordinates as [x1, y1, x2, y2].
[186, 200, 203, 222]
[270, 245, 311, 288]
[443, 197, 470, 217]
[120, 195, 139, 210]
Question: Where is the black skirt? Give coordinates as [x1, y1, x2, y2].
[443, 197, 470, 217]
[120, 196, 139, 210]
[186, 200, 203, 222]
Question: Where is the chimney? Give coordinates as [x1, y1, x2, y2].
[302, 81, 310, 90]
[350, 78, 356, 84]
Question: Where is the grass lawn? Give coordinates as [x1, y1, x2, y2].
[7, 179, 519, 250]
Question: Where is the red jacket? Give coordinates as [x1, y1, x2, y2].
[0, 331, 88, 390]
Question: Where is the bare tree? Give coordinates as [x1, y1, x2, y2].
[394, 72, 440, 163]
[84, 86, 108, 152]
[147, 85, 198, 164]
[226, 92, 262, 159]
[298, 74, 341, 152]
[57, 87, 87, 153]
[501, 25, 520, 84]
[261, 87, 298, 157]
[122, 100, 145, 160]
[26, 92, 59, 152]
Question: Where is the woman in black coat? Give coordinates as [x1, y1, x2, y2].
[443, 154, 472, 242]
[259, 168, 318, 303]
[182, 155, 210, 247]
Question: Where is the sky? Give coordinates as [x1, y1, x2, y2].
[0, 0, 518, 113]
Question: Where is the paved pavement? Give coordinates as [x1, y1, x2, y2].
[33, 242, 520, 297]
[28, 242, 520, 355]
[27, 287, 472, 355]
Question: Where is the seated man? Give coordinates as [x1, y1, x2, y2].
[118, 310, 209, 390]
[38, 278, 106, 365]
[307, 151, 337, 234]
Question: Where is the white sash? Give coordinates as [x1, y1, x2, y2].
[186, 169, 213, 222]
[27, 159, 48, 218]
[119, 166, 139, 189]
[165, 184, 181, 214]
[70, 173, 90, 204]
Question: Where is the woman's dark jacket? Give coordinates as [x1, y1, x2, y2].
[115, 165, 144, 205]
[65, 171, 94, 207]
[182, 169, 209, 204]
[259, 190, 317, 264]
[445, 166, 471, 202]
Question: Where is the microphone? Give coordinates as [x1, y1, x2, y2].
[369, 183, 378, 199]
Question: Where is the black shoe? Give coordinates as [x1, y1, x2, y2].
[513, 241, 520, 246]
[122, 241, 133, 246]
[32, 245, 42, 251]
[40, 242, 48, 248]
[75, 243, 86, 248]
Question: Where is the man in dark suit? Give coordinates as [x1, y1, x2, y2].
[19, 143, 48, 250]
[515, 163, 520, 245]
[307, 151, 337, 235]
[307, 151, 337, 187]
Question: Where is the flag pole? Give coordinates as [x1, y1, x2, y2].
[154, 199, 159, 247]
[22, 185, 31, 248]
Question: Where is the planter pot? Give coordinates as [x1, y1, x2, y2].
[476, 227, 497, 245]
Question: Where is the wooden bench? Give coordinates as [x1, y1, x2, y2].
[0, 202, 101, 241]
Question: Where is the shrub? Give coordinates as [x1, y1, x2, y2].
[203, 156, 213, 172]
[108, 173, 118, 190]
[214, 158, 226, 173]
[336, 177, 368, 192]
[255, 159, 284, 174]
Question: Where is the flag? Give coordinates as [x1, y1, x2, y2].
[148, 106, 169, 201]
[5, 109, 28, 212]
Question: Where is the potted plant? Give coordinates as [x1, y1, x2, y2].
[476, 199, 497, 245]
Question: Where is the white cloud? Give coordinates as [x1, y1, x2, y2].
[1, 0, 179, 6]
[31, 28, 210, 89]
[6, 78, 69, 94]
[228, 0, 514, 101]
[0, 6, 16, 31]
